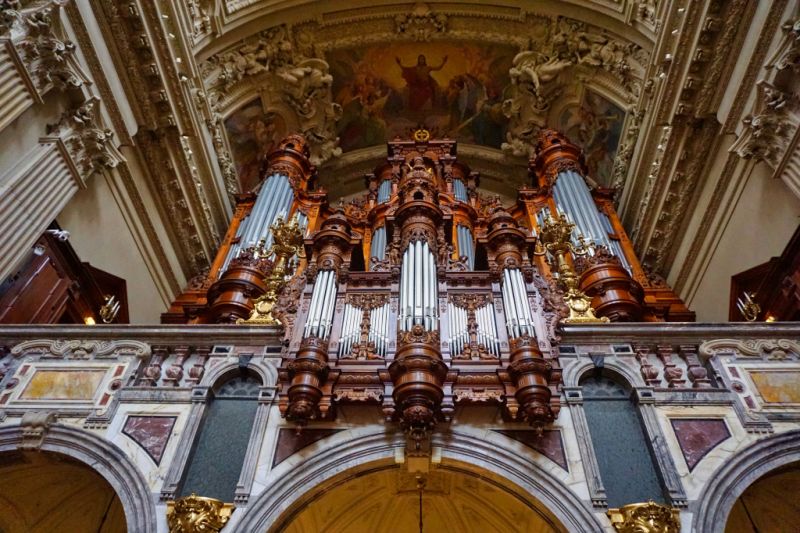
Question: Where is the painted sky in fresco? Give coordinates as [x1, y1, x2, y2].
[327, 42, 516, 152]
[224, 98, 287, 193]
[558, 89, 625, 188]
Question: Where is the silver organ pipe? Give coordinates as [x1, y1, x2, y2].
[399, 241, 438, 331]
[295, 211, 309, 236]
[479, 302, 500, 357]
[220, 220, 246, 274]
[303, 270, 338, 339]
[369, 226, 387, 269]
[338, 303, 359, 356]
[377, 179, 392, 203]
[600, 212, 631, 272]
[552, 170, 630, 269]
[222, 174, 295, 272]
[456, 224, 475, 270]
[453, 179, 468, 202]
[414, 241, 423, 324]
[339, 301, 391, 358]
[502, 268, 534, 339]
[501, 272, 517, 339]
[447, 301, 499, 358]
[368, 302, 390, 358]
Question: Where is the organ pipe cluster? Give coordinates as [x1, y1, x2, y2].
[447, 300, 500, 358]
[303, 269, 337, 339]
[501, 268, 536, 339]
[398, 240, 438, 331]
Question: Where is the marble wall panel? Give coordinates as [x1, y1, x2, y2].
[20, 369, 105, 400]
[748, 370, 800, 405]
[670, 418, 731, 471]
[272, 428, 343, 467]
[122, 415, 177, 465]
[494, 429, 568, 471]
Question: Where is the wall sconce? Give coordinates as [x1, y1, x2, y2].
[84, 316, 96, 325]
[736, 291, 760, 322]
[100, 295, 120, 324]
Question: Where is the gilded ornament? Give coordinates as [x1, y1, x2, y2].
[607, 501, 681, 533]
[239, 215, 305, 325]
[534, 211, 608, 324]
[166, 494, 235, 533]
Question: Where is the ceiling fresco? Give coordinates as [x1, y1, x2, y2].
[224, 98, 288, 193]
[327, 42, 516, 152]
[557, 90, 626, 189]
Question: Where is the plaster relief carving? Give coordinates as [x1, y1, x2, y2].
[11, 339, 151, 359]
[732, 82, 797, 169]
[201, 26, 341, 166]
[45, 96, 124, 180]
[699, 339, 800, 360]
[502, 17, 643, 157]
[5, 0, 87, 93]
[394, 3, 447, 42]
[19, 410, 57, 450]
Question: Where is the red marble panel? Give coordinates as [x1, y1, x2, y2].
[272, 428, 343, 467]
[494, 429, 568, 471]
[123, 415, 177, 465]
[670, 418, 730, 471]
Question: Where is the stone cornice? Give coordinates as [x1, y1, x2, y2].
[560, 322, 800, 344]
[0, 325, 284, 345]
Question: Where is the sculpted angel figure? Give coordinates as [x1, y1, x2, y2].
[509, 52, 571, 92]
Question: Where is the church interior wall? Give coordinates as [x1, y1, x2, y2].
[686, 162, 800, 321]
[57, 170, 170, 323]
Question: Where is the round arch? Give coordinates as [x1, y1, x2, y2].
[236, 430, 604, 533]
[201, 358, 278, 389]
[692, 429, 800, 533]
[0, 424, 157, 532]
[564, 357, 644, 389]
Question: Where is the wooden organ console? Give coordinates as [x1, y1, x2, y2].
[163, 129, 693, 440]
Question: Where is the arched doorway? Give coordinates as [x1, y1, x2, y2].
[236, 431, 603, 532]
[279, 464, 561, 532]
[693, 429, 800, 533]
[0, 449, 126, 532]
[0, 425, 157, 532]
[724, 462, 800, 532]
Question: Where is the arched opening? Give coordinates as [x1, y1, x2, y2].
[724, 462, 800, 533]
[579, 371, 668, 507]
[277, 463, 564, 533]
[179, 371, 262, 502]
[236, 431, 601, 532]
[0, 449, 126, 532]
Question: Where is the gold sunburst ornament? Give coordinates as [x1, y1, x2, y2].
[413, 128, 431, 142]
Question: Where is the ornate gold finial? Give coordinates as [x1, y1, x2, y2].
[534, 209, 609, 324]
[607, 501, 681, 533]
[413, 128, 431, 142]
[166, 494, 235, 533]
[239, 215, 305, 325]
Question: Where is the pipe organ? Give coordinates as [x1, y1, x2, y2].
[164, 129, 693, 442]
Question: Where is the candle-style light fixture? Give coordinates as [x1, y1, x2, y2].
[736, 291, 761, 322]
